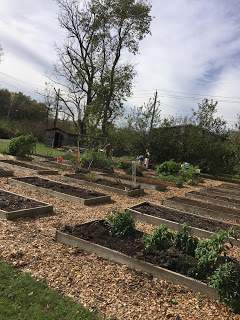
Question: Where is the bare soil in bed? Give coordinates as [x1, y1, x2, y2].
[63, 220, 198, 277]
[0, 190, 43, 212]
[132, 203, 239, 234]
[16, 176, 106, 199]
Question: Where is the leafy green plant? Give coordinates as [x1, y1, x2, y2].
[8, 134, 37, 157]
[194, 230, 233, 280]
[107, 210, 135, 238]
[175, 177, 184, 188]
[179, 164, 200, 184]
[175, 224, 199, 256]
[156, 160, 181, 176]
[209, 262, 240, 313]
[80, 149, 113, 170]
[116, 161, 131, 170]
[144, 225, 174, 253]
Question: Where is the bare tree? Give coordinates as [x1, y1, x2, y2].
[55, 0, 152, 137]
[128, 91, 161, 133]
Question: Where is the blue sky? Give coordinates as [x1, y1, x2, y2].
[0, 0, 240, 124]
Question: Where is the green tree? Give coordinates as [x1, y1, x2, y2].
[128, 91, 161, 134]
[192, 99, 227, 135]
[55, 0, 152, 137]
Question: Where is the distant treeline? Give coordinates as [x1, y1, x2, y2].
[0, 88, 48, 140]
[0, 89, 47, 121]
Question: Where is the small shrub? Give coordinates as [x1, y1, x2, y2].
[175, 177, 184, 188]
[194, 230, 233, 280]
[174, 224, 199, 256]
[80, 149, 113, 170]
[179, 164, 200, 184]
[107, 210, 135, 238]
[144, 225, 174, 253]
[8, 134, 37, 157]
[156, 160, 181, 176]
[116, 161, 131, 170]
[209, 262, 240, 313]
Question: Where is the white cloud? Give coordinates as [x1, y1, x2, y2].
[0, 0, 240, 124]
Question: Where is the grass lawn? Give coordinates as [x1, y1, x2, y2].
[35, 143, 66, 158]
[0, 260, 102, 320]
[0, 139, 10, 154]
[0, 139, 65, 158]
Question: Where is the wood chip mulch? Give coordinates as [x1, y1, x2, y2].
[0, 170, 239, 320]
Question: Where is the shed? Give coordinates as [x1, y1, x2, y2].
[44, 127, 78, 148]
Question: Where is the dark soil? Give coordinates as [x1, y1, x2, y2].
[169, 196, 240, 215]
[1, 159, 49, 171]
[132, 203, 239, 234]
[16, 177, 106, 199]
[0, 190, 43, 212]
[62, 220, 198, 278]
[67, 173, 139, 191]
[191, 191, 240, 205]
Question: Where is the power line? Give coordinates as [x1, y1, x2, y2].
[131, 88, 240, 101]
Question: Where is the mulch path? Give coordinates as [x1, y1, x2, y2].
[0, 168, 239, 320]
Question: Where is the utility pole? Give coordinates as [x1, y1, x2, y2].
[53, 88, 60, 129]
[52, 88, 61, 148]
[149, 90, 158, 133]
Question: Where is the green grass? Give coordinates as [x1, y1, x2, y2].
[0, 260, 102, 320]
[0, 139, 10, 154]
[0, 139, 65, 158]
[35, 143, 66, 158]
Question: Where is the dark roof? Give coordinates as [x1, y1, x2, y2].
[45, 127, 77, 137]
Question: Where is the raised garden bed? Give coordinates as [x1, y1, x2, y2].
[197, 188, 240, 203]
[63, 173, 144, 197]
[0, 168, 14, 177]
[186, 191, 240, 210]
[219, 183, 240, 192]
[128, 202, 240, 247]
[163, 197, 240, 223]
[0, 159, 58, 175]
[41, 160, 73, 171]
[0, 189, 53, 219]
[56, 220, 218, 298]
[201, 173, 240, 185]
[209, 185, 240, 197]
[9, 177, 111, 206]
[95, 172, 167, 192]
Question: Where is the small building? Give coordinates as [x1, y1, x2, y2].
[44, 127, 78, 148]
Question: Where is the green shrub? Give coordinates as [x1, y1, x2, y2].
[8, 134, 37, 157]
[194, 230, 233, 280]
[179, 164, 200, 184]
[209, 262, 240, 313]
[80, 149, 113, 170]
[116, 161, 131, 170]
[107, 210, 135, 238]
[174, 224, 199, 256]
[144, 225, 174, 253]
[175, 177, 184, 188]
[156, 160, 181, 176]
